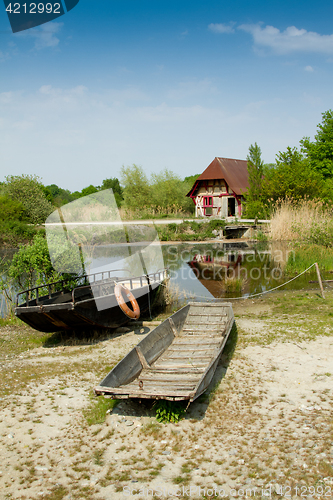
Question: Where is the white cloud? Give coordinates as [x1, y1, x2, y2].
[17, 22, 63, 49]
[39, 85, 87, 97]
[0, 49, 11, 62]
[0, 91, 21, 104]
[167, 79, 218, 100]
[208, 23, 235, 34]
[238, 23, 333, 55]
[305, 65, 314, 72]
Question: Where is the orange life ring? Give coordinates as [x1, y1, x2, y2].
[114, 283, 140, 320]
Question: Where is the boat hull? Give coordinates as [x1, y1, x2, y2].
[15, 273, 166, 332]
[95, 301, 234, 402]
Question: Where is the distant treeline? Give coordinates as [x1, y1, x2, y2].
[0, 167, 199, 246]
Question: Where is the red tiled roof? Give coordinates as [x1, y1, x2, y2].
[195, 157, 249, 195]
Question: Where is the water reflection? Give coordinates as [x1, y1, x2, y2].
[162, 241, 323, 299]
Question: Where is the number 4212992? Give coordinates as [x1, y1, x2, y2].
[5, 3, 61, 14]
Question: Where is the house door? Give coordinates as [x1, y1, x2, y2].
[228, 197, 236, 216]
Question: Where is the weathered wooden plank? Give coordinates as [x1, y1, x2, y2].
[154, 361, 211, 368]
[146, 367, 205, 374]
[168, 317, 179, 337]
[139, 372, 202, 382]
[172, 339, 221, 346]
[182, 325, 224, 330]
[183, 324, 223, 328]
[138, 373, 201, 387]
[160, 351, 215, 359]
[103, 386, 195, 397]
[158, 349, 214, 357]
[169, 340, 219, 346]
[188, 302, 228, 307]
[135, 346, 151, 370]
[166, 345, 218, 352]
[153, 361, 208, 369]
[126, 381, 196, 390]
[188, 313, 227, 317]
[182, 332, 221, 337]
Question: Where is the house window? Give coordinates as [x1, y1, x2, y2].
[203, 196, 213, 216]
[203, 196, 213, 206]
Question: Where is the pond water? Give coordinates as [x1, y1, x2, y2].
[0, 241, 328, 317]
[161, 241, 328, 300]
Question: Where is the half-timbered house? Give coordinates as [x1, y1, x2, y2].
[186, 157, 249, 218]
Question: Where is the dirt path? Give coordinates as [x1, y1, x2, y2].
[1, 291, 333, 500]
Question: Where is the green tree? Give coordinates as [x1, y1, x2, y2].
[183, 174, 200, 186]
[3, 174, 53, 225]
[100, 177, 124, 207]
[81, 185, 98, 198]
[44, 184, 73, 206]
[247, 143, 264, 200]
[262, 147, 323, 201]
[150, 169, 185, 209]
[301, 110, 333, 178]
[244, 143, 264, 217]
[0, 195, 35, 245]
[121, 164, 151, 209]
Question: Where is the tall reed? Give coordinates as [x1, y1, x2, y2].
[270, 198, 333, 246]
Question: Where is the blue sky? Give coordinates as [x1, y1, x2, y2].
[1, 0, 333, 191]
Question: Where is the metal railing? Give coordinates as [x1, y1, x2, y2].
[16, 268, 168, 308]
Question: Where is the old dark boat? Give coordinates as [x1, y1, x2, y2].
[15, 187, 168, 333]
[95, 301, 234, 402]
[15, 269, 167, 333]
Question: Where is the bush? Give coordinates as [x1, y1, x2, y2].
[153, 399, 186, 423]
[3, 174, 53, 225]
[8, 233, 60, 290]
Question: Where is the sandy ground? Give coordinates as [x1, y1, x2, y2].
[1, 293, 333, 500]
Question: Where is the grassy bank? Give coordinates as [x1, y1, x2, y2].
[156, 219, 226, 241]
[286, 244, 333, 274]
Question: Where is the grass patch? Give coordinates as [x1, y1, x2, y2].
[140, 421, 162, 437]
[235, 289, 333, 347]
[286, 244, 333, 275]
[42, 485, 68, 500]
[0, 315, 22, 327]
[83, 393, 119, 426]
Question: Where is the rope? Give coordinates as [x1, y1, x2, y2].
[226, 262, 316, 300]
[161, 263, 318, 302]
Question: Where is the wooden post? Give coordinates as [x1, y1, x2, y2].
[315, 262, 325, 299]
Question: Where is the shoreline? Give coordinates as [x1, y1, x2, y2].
[1, 289, 333, 498]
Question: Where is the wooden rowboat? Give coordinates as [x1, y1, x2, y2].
[95, 301, 234, 402]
